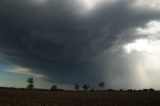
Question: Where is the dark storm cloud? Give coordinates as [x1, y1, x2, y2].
[0, 0, 160, 86]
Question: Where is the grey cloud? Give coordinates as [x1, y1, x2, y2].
[0, 0, 160, 87]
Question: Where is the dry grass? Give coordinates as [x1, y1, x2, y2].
[0, 90, 160, 106]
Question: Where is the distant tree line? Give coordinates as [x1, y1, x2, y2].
[73, 82, 105, 91]
[26, 78, 105, 91]
[25, 78, 155, 92]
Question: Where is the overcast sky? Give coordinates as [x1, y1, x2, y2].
[0, 0, 160, 89]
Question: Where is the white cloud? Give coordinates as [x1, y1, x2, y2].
[123, 39, 149, 53]
[4, 66, 45, 78]
[137, 20, 160, 35]
[82, 0, 98, 10]
[123, 39, 160, 54]
[122, 20, 160, 89]
[75, 0, 118, 15]
[124, 20, 160, 54]
[81, 0, 117, 10]
[133, 0, 160, 11]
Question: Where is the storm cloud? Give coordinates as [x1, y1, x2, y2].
[0, 0, 160, 88]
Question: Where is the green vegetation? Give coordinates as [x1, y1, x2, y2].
[26, 78, 34, 90]
[51, 85, 58, 91]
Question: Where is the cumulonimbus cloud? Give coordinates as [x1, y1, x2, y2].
[0, 0, 160, 88]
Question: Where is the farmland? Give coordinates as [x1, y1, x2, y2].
[0, 90, 160, 106]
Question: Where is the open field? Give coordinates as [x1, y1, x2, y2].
[0, 90, 160, 106]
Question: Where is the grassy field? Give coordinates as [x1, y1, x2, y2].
[0, 89, 160, 106]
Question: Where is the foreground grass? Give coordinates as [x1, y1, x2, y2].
[0, 90, 160, 106]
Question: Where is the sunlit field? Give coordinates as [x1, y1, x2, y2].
[0, 89, 160, 106]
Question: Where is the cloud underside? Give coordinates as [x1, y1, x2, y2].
[0, 0, 160, 88]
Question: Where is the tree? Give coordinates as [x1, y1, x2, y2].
[74, 83, 79, 91]
[149, 88, 154, 92]
[90, 88, 95, 92]
[26, 78, 34, 89]
[51, 85, 58, 91]
[82, 84, 89, 91]
[98, 82, 105, 90]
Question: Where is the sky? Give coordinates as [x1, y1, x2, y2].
[0, 0, 160, 90]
